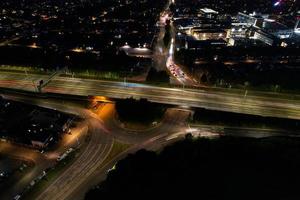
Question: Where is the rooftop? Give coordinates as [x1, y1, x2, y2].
[200, 8, 219, 14]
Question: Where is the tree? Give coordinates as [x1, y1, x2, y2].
[115, 98, 165, 124]
[85, 137, 300, 199]
[201, 73, 208, 83]
[163, 21, 172, 47]
[146, 67, 170, 83]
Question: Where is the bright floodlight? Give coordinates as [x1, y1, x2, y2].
[274, 1, 281, 7]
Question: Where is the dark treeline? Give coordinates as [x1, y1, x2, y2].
[115, 98, 166, 124]
[0, 46, 142, 72]
[146, 67, 170, 83]
[193, 108, 300, 130]
[86, 136, 300, 199]
[175, 47, 300, 90]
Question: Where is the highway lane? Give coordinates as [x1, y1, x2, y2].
[0, 71, 50, 92]
[67, 113, 300, 200]
[44, 77, 300, 120]
[4, 95, 188, 199]
[1, 71, 300, 119]
[1, 94, 113, 200]
[2, 94, 192, 200]
[188, 124, 300, 139]
[0, 70, 298, 102]
[35, 117, 113, 200]
[65, 108, 192, 200]
[3, 92, 300, 200]
[1, 70, 300, 119]
[34, 102, 123, 200]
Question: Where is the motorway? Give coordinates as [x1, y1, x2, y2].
[1, 71, 300, 120]
[1, 2, 299, 199]
[0, 94, 111, 200]
[35, 117, 113, 200]
[1, 93, 192, 200]
[2, 91, 300, 200]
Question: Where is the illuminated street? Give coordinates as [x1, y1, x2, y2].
[1, 94, 192, 200]
[1, 0, 300, 199]
[1, 71, 300, 120]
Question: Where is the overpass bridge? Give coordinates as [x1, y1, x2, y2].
[0, 71, 300, 120]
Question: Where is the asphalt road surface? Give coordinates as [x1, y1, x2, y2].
[2, 93, 300, 200]
[1, 94, 192, 200]
[1, 71, 300, 120]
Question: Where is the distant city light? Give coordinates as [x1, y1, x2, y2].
[72, 48, 84, 53]
[274, 1, 281, 7]
[29, 43, 39, 49]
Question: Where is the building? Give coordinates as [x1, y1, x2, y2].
[295, 20, 300, 33]
[236, 12, 297, 46]
[229, 26, 248, 38]
[237, 12, 259, 26]
[27, 109, 72, 148]
[253, 30, 277, 46]
[190, 28, 227, 41]
[198, 8, 219, 19]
